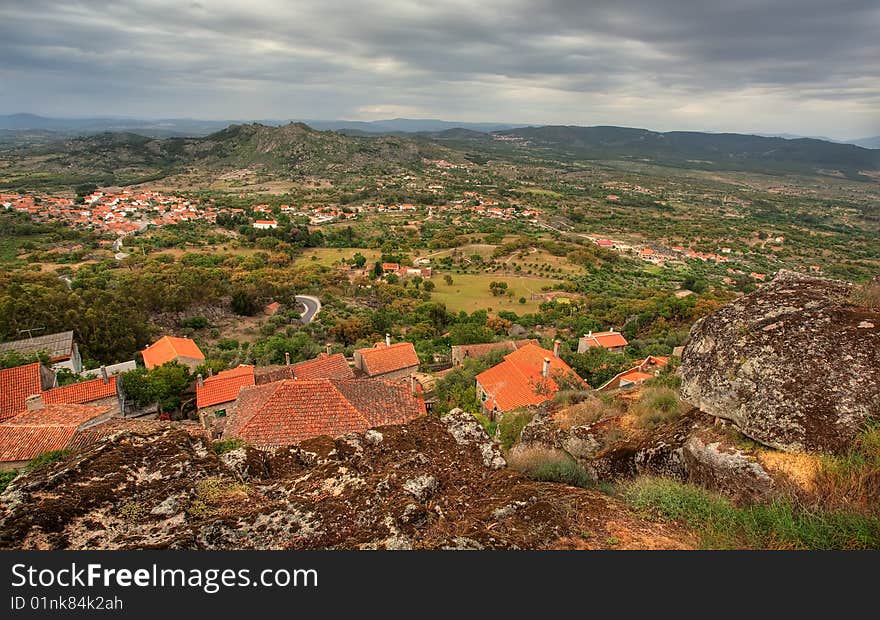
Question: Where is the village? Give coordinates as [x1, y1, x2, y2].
[0, 320, 675, 469]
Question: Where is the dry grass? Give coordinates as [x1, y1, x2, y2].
[506, 445, 593, 488]
[849, 281, 880, 310]
[809, 424, 880, 516]
[554, 397, 612, 431]
[629, 387, 687, 429]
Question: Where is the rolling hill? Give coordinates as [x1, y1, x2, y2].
[493, 125, 880, 177]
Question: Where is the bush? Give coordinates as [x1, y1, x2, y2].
[213, 438, 245, 455]
[630, 387, 686, 428]
[472, 412, 497, 437]
[498, 409, 535, 450]
[182, 316, 210, 329]
[25, 450, 69, 471]
[624, 476, 880, 549]
[0, 471, 16, 493]
[507, 446, 593, 488]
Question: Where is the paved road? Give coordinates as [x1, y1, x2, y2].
[295, 295, 322, 324]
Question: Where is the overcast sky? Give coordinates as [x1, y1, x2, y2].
[1, 0, 878, 138]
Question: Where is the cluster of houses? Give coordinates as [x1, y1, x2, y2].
[0, 330, 428, 469]
[0, 319, 675, 469]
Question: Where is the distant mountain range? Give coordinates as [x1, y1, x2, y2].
[1, 117, 878, 187]
[489, 125, 880, 177]
[0, 113, 523, 138]
[1, 113, 876, 149]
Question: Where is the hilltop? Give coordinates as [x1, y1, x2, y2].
[493, 125, 880, 178]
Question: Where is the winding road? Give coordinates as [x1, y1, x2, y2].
[295, 295, 322, 324]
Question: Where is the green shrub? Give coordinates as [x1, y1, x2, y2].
[182, 316, 210, 329]
[624, 476, 880, 550]
[0, 471, 17, 493]
[472, 412, 497, 437]
[498, 409, 535, 450]
[25, 450, 69, 471]
[213, 438, 244, 455]
[630, 387, 686, 429]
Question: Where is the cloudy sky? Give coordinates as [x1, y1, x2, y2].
[1, 0, 878, 138]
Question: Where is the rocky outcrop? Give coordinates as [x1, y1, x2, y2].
[681, 270, 880, 453]
[0, 415, 693, 550]
[682, 433, 774, 502]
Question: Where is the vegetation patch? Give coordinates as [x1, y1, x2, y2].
[623, 476, 880, 550]
[507, 446, 593, 488]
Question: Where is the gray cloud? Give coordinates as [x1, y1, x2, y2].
[0, 0, 877, 138]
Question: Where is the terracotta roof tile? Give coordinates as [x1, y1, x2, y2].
[580, 331, 629, 349]
[0, 363, 44, 421]
[196, 365, 255, 409]
[225, 378, 424, 447]
[254, 354, 354, 385]
[43, 376, 117, 405]
[0, 403, 111, 462]
[142, 336, 205, 369]
[355, 342, 419, 377]
[476, 343, 587, 413]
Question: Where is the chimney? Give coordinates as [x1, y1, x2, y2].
[410, 374, 417, 396]
[207, 367, 213, 377]
[26, 394, 45, 411]
[326, 343, 332, 356]
[385, 333, 391, 347]
[100, 365, 109, 384]
[196, 373, 204, 388]
[553, 339, 561, 358]
[610, 327, 614, 333]
[542, 357, 551, 378]
[587, 330, 592, 338]
[285, 351, 291, 366]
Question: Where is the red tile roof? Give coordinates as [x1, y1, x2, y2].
[0, 403, 111, 462]
[196, 365, 255, 409]
[0, 363, 44, 421]
[142, 336, 205, 369]
[254, 353, 355, 385]
[43, 376, 117, 405]
[452, 339, 538, 362]
[355, 342, 420, 377]
[292, 353, 354, 380]
[580, 331, 629, 350]
[476, 343, 586, 413]
[598, 356, 670, 391]
[225, 378, 424, 447]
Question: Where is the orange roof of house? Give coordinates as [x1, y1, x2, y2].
[292, 353, 354, 380]
[382, 263, 400, 271]
[224, 379, 425, 447]
[196, 365, 255, 409]
[0, 363, 44, 421]
[142, 336, 205, 369]
[0, 403, 111, 462]
[355, 342, 420, 377]
[581, 331, 629, 350]
[43, 376, 117, 405]
[598, 356, 670, 391]
[476, 343, 587, 413]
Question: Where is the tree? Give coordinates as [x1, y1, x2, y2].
[489, 281, 509, 296]
[352, 252, 367, 268]
[231, 289, 259, 316]
[444, 274, 454, 286]
[120, 362, 191, 415]
[422, 280, 435, 292]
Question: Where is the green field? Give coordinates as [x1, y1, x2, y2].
[299, 247, 382, 267]
[429, 273, 562, 313]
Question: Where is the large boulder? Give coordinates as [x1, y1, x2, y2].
[681, 270, 880, 453]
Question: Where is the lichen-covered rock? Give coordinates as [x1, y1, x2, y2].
[681, 270, 880, 453]
[518, 409, 602, 461]
[441, 408, 506, 469]
[682, 434, 774, 502]
[0, 416, 694, 550]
